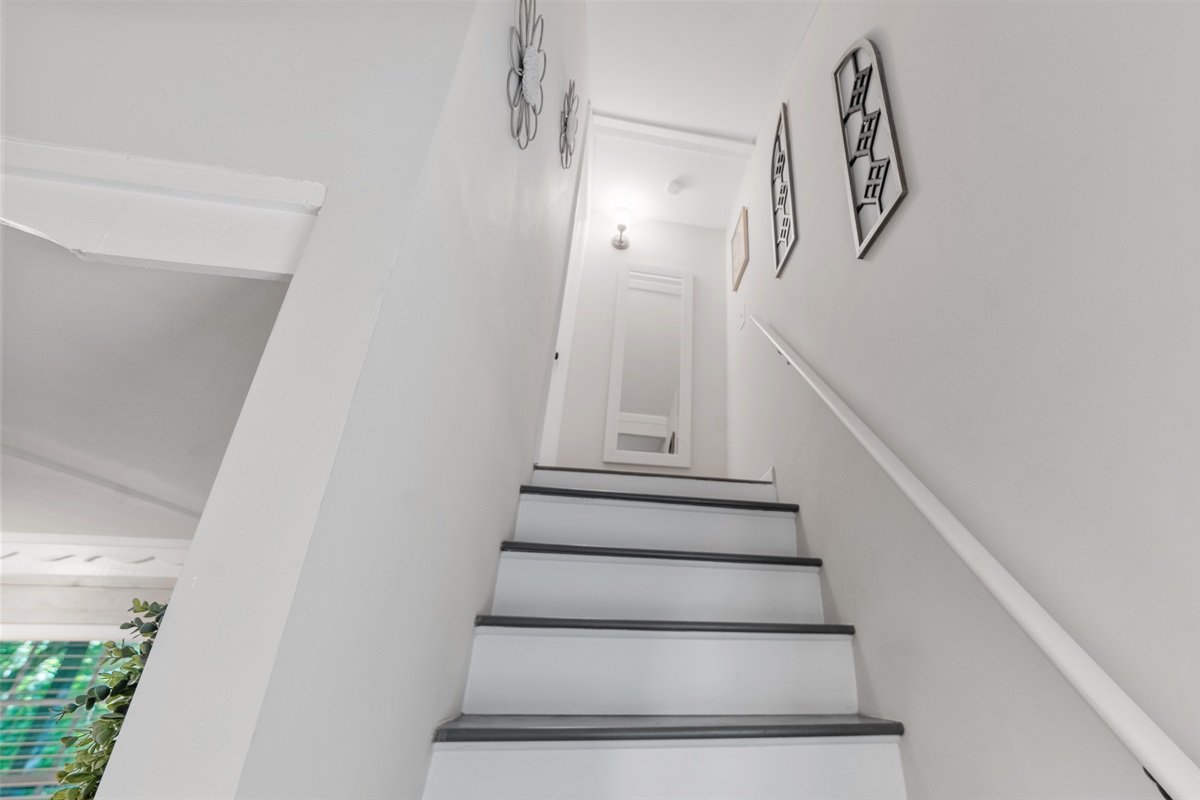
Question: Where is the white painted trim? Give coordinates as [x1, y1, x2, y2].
[750, 315, 1200, 799]
[602, 269, 693, 468]
[592, 113, 755, 160]
[0, 532, 189, 579]
[0, 622, 133, 643]
[1, 531, 191, 553]
[0, 138, 325, 281]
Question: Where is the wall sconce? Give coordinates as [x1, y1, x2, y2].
[611, 207, 632, 250]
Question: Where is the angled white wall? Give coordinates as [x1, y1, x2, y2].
[725, 1, 1200, 795]
[4, 2, 478, 795]
[234, 3, 591, 797]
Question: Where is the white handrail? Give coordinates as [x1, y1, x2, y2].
[751, 315, 1200, 799]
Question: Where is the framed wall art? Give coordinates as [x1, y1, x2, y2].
[730, 206, 749, 291]
[769, 104, 797, 277]
[833, 38, 907, 258]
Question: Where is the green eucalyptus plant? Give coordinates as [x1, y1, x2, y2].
[52, 599, 166, 800]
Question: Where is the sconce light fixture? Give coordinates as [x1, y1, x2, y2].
[611, 207, 632, 250]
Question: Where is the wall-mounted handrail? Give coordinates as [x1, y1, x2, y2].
[750, 315, 1200, 799]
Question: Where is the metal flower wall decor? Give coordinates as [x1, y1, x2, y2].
[507, 0, 546, 150]
[560, 80, 580, 168]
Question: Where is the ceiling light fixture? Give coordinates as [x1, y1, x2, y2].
[611, 207, 632, 250]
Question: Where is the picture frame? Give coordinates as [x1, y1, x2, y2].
[730, 206, 749, 291]
[770, 104, 798, 277]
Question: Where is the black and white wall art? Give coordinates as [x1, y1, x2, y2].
[833, 38, 907, 258]
[770, 104, 797, 276]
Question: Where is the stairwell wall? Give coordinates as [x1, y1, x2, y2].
[234, 4, 590, 797]
[725, 1, 1200, 795]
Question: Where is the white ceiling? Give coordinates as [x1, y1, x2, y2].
[1, 227, 286, 539]
[585, 1, 818, 230]
[591, 126, 751, 229]
[586, 1, 819, 141]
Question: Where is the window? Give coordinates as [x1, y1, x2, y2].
[1, 641, 106, 797]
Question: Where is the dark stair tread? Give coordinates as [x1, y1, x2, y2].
[520, 485, 799, 513]
[533, 465, 773, 485]
[475, 615, 854, 636]
[435, 713, 903, 742]
[501, 540, 821, 568]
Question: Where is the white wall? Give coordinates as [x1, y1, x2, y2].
[4, 2, 479, 796]
[726, 1, 1200, 796]
[234, 4, 590, 797]
[557, 211, 727, 475]
[1, 229, 287, 542]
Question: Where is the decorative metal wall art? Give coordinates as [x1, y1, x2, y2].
[560, 80, 580, 168]
[833, 38, 907, 258]
[769, 104, 797, 277]
[507, 0, 546, 150]
[731, 207, 749, 291]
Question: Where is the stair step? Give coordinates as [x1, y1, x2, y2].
[434, 713, 904, 742]
[425, 722, 905, 799]
[515, 490, 798, 557]
[531, 465, 778, 502]
[492, 544, 820, 623]
[500, 540, 820, 567]
[476, 615, 850, 635]
[520, 485, 799, 513]
[494, 543, 824, 624]
[463, 617, 858, 716]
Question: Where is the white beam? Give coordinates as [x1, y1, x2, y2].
[1, 533, 184, 638]
[591, 113, 755, 160]
[0, 139, 325, 281]
[0, 532, 189, 579]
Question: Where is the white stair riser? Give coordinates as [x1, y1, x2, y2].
[515, 496, 797, 556]
[493, 553, 823, 624]
[531, 470, 778, 502]
[463, 630, 857, 715]
[425, 737, 905, 800]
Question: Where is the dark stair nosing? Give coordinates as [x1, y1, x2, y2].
[501, 540, 821, 568]
[520, 485, 800, 513]
[533, 465, 773, 486]
[475, 615, 854, 636]
[435, 713, 903, 743]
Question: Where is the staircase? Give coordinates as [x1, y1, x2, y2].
[423, 466, 907, 799]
